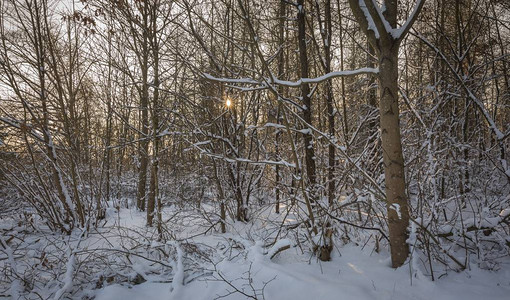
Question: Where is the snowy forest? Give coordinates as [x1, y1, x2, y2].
[0, 0, 509, 299]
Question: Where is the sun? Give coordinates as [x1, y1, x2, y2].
[225, 98, 232, 108]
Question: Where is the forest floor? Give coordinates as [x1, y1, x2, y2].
[2, 201, 510, 299]
[90, 204, 510, 300]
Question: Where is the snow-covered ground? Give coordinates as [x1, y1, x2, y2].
[1, 201, 509, 300]
[96, 245, 510, 300]
[91, 206, 510, 300]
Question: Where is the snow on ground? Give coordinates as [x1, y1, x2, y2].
[95, 243, 510, 300]
[92, 205, 510, 300]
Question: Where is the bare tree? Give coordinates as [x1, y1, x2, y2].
[348, 0, 425, 267]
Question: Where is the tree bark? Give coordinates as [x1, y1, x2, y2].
[379, 44, 409, 268]
[348, 0, 424, 267]
[324, 0, 336, 207]
[296, 0, 317, 201]
[136, 1, 150, 212]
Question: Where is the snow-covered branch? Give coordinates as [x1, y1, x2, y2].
[349, 0, 425, 42]
[391, 0, 425, 40]
[202, 67, 378, 89]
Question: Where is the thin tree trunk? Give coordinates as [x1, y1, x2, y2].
[296, 0, 317, 201]
[147, 3, 160, 229]
[324, 0, 336, 206]
[275, 0, 285, 213]
[137, 1, 150, 212]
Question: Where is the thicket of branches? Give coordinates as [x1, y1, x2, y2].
[1, 0, 510, 296]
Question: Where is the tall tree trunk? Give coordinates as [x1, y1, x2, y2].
[379, 0, 410, 268]
[136, 1, 150, 212]
[324, 0, 336, 206]
[348, 0, 424, 268]
[147, 8, 160, 229]
[379, 44, 409, 268]
[275, 0, 285, 213]
[296, 0, 317, 201]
